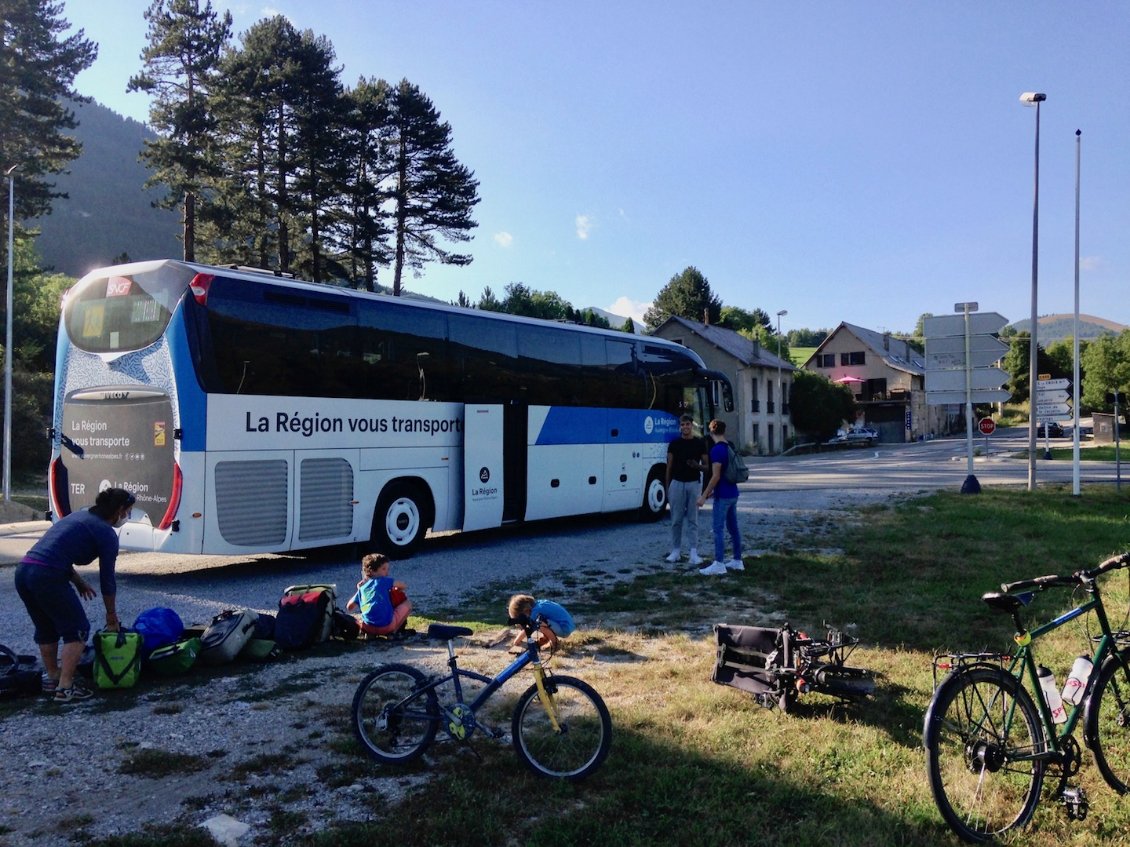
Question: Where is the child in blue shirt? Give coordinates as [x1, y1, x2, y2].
[508, 593, 575, 652]
[347, 553, 413, 638]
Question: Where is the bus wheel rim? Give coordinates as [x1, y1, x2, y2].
[385, 498, 420, 545]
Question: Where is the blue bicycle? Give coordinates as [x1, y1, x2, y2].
[351, 615, 612, 780]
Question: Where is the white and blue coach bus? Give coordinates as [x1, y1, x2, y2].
[48, 260, 733, 557]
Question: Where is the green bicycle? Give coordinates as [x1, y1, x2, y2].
[923, 552, 1130, 842]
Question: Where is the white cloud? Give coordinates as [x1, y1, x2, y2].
[1080, 256, 1103, 271]
[575, 214, 593, 240]
[607, 296, 650, 324]
[493, 231, 513, 248]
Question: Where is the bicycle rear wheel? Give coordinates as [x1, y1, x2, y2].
[923, 666, 1046, 842]
[512, 675, 611, 781]
[1085, 649, 1130, 794]
[352, 663, 439, 764]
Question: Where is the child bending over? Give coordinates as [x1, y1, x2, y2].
[507, 593, 576, 652]
[347, 553, 413, 638]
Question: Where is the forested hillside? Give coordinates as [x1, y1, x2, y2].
[34, 100, 181, 276]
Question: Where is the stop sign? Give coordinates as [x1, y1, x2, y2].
[978, 417, 996, 436]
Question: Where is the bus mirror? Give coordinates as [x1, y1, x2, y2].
[721, 382, 734, 413]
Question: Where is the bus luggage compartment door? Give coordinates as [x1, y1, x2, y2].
[462, 405, 505, 531]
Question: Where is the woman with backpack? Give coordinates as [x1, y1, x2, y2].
[696, 419, 744, 576]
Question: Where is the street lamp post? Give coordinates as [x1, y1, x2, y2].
[776, 309, 787, 453]
[1020, 91, 1045, 492]
[4, 164, 17, 503]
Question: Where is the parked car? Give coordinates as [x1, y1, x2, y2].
[826, 426, 879, 448]
[1037, 422, 1065, 438]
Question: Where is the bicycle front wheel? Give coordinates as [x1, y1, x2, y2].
[923, 666, 1046, 842]
[1085, 649, 1130, 794]
[512, 675, 612, 781]
[352, 663, 439, 764]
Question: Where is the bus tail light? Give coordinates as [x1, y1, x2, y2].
[158, 461, 183, 530]
[189, 273, 215, 306]
[48, 456, 70, 517]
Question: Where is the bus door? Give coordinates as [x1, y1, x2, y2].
[462, 405, 505, 531]
[502, 403, 528, 523]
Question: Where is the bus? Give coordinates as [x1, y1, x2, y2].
[48, 260, 733, 558]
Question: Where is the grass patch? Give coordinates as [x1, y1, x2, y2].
[313, 484, 1130, 847]
[1046, 445, 1127, 461]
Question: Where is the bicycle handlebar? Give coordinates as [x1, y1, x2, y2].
[1000, 552, 1130, 594]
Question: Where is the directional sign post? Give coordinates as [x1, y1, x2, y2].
[1036, 377, 1072, 459]
[925, 305, 1011, 493]
[924, 311, 1012, 405]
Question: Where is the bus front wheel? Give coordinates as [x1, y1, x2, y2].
[639, 467, 666, 522]
[371, 482, 431, 559]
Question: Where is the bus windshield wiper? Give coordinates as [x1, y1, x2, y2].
[59, 433, 85, 458]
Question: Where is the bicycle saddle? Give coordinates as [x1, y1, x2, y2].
[427, 623, 474, 640]
[980, 592, 1032, 614]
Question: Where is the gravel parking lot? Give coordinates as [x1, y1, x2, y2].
[0, 487, 894, 846]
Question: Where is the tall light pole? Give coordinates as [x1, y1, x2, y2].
[776, 309, 787, 453]
[4, 164, 17, 503]
[1020, 91, 1045, 492]
[1072, 129, 1081, 496]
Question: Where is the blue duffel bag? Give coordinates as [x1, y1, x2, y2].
[133, 607, 185, 658]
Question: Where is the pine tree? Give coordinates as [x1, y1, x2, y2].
[0, 0, 96, 224]
[339, 77, 394, 290]
[620, 316, 636, 334]
[128, 0, 232, 262]
[386, 80, 480, 296]
[643, 266, 722, 330]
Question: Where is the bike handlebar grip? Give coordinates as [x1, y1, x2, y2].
[1095, 552, 1130, 575]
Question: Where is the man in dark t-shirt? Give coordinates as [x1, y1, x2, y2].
[664, 415, 709, 565]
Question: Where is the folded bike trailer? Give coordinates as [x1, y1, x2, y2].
[712, 622, 876, 713]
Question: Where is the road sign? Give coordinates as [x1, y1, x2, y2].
[923, 312, 1009, 338]
[926, 335, 1011, 370]
[926, 388, 1011, 405]
[925, 367, 1009, 393]
[978, 417, 996, 435]
[1036, 403, 1072, 417]
[1035, 389, 1070, 405]
[1037, 378, 1071, 390]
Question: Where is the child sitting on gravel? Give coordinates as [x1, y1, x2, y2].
[507, 593, 575, 653]
[347, 553, 413, 639]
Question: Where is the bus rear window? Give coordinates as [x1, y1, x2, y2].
[64, 264, 191, 353]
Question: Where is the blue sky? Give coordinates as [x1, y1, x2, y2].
[60, 1, 1130, 335]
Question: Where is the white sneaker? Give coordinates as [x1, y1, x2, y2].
[698, 560, 728, 576]
[726, 558, 745, 571]
[665, 550, 681, 563]
[688, 550, 703, 566]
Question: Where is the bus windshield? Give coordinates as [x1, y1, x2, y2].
[64, 262, 193, 353]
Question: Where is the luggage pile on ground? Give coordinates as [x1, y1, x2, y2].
[2, 581, 409, 701]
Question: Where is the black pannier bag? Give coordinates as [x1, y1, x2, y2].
[712, 624, 789, 705]
[713, 622, 876, 713]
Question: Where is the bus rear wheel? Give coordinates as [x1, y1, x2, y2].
[371, 482, 431, 559]
[639, 467, 666, 522]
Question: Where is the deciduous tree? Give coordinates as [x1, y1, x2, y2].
[789, 370, 855, 441]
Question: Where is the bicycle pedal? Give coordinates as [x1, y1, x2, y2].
[1059, 786, 1088, 822]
